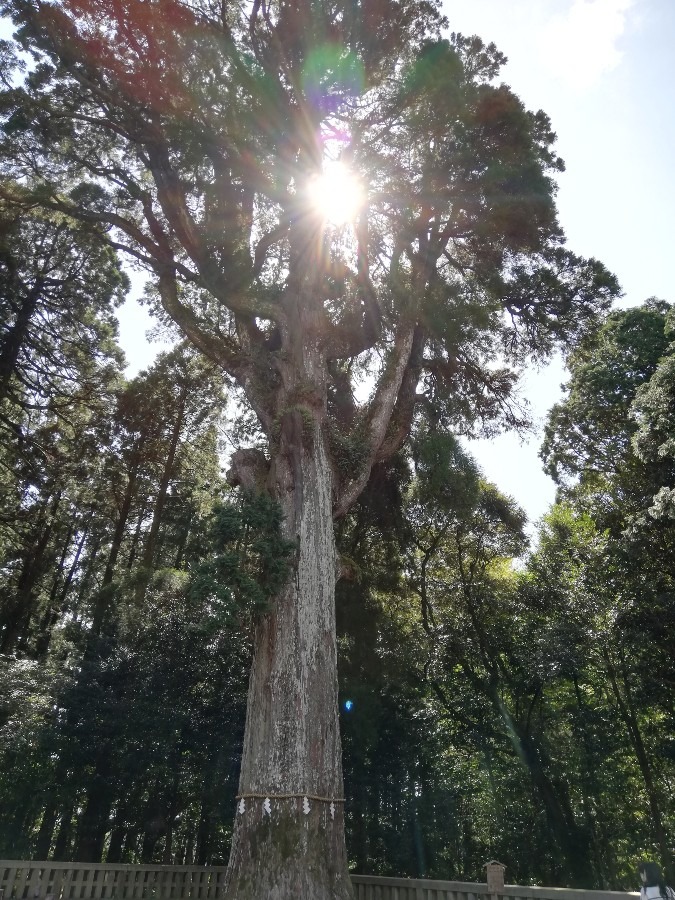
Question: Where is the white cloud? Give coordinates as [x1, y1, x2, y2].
[539, 0, 635, 90]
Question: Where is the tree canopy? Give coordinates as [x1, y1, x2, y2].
[0, 1, 625, 896]
[1, 0, 618, 471]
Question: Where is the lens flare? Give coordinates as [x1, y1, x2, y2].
[309, 161, 363, 225]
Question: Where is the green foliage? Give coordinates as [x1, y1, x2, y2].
[189, 492, 295, 618]
[328, 420, 371, 479]
[536, 298, 675, 883]
[542, 299, 671, 485]
[0, 278, 670, 889]
[0, 0, 637, 888]
[0, 0, 620, 456]
[410, 428, 481, 512]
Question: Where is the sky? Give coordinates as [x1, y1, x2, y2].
[15, 0, 673, 535]
[439, 0, 675, 532]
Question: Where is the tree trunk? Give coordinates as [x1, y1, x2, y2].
[35, 802, 58, 859]
[224, 422, 352, 900]
[162, 826, 174, 864]
[352, 776, 367, 874]
[0, 491, 61, 653]
[32, 523, 73, 654]
[0, 281, 41, 402]
[125, 503, 147, 570]
[35, 514, 91, 657]
[604, 649, 673, 879]
[184, 829, 195, 866]
[75, 776, 113, 862]
[173, 510, 192, 569]
[141, 389, 186, 569]
[75, 750, 115, 863]
[52, 805, 74, 861]
[75, 535, 102, 614]
[491, 690, 593, 887]
[195, 794, 213, 866]
[409, 791, 426, 877]
[106, 824, 126, 863]
[572, 674, 606, 887]
[519, 730, 592, 886]
[92, 470, 137, 635]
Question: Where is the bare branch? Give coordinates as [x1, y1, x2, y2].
[376, 326, 424, 460]
[333, 318, 417, 517]
[253, 221, 289, 278]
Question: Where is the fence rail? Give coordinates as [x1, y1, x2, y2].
[351, 877, 638, 900]
[0, 862, 639, 900]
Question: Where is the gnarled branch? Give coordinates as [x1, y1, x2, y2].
[333, 318, 417, 517]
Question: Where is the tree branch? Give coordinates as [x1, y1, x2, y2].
[376, 325, 424, 460]
[333, 318, 417, 517]
[156, 271, 275, 432]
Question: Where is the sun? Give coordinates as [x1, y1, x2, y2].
[309, 160, 364, 225]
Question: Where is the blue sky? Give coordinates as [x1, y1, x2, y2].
[445, 0, 675, 531]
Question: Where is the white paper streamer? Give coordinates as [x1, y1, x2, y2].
[263, 797, 271, 816]
[238, 799, 245, 814]
[303, 796, 310, 815]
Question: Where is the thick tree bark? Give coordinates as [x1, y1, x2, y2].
[224, 423, 352, 900]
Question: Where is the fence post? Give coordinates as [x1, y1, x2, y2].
[486, 860, 506, 900]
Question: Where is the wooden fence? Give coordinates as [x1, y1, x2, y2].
[351, 876, 638, 900]
[0, 862, 639, 900]
[0, 863, 226, 900]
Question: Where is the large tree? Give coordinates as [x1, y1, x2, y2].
[0, 2, 619, 895]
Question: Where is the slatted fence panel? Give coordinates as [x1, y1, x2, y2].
[0, 866, 231, 900]
[351, 879, 639, 900]
[1, 864, 641, 900]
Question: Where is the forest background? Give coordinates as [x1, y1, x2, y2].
[2, 0, 675, 892]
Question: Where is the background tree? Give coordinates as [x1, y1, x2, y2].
[541, 298, 675, 880]
[0, 201, 127, 654]
[400, 432, 602, 885]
